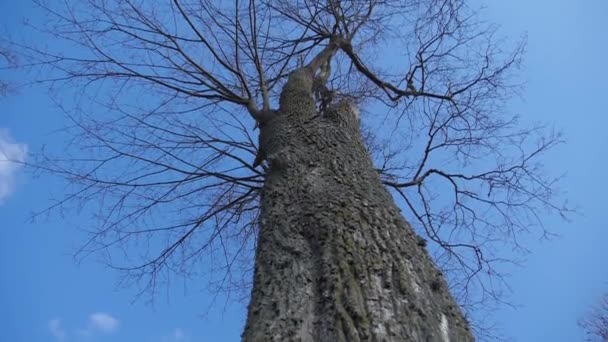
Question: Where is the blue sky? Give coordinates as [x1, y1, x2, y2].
[1, 0, 608, 341]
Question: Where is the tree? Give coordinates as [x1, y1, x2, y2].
[17, 0, 569, 340]
[580, 293, 608, 341]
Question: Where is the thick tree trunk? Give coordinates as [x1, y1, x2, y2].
[242, 68, 473, 342]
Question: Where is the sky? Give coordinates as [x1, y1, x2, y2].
[1, 0, 608, 341]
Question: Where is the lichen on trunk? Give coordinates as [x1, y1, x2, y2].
[242, 63, 473, 341]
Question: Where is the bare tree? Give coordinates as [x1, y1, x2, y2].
[580, 293, 608, 341]
[15, 0, 569, 340]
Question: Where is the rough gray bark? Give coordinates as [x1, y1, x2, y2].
[242, 64, 473, 341]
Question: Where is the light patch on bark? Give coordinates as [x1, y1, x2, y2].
[404, 260, 422, 295]
[440, 313, 450, 342]
[303, 167, 324, 193]
[347, 101, 360, 121]
[373, 321, 387, 337]
[411, 278, 422, 295]
[367, 273, 395, 339]
[370, 274, 383, 297]
[381, 306, 394, 322]
[352, 229, 366, 247]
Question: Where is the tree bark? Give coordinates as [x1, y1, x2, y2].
[242, 67, 473, 341]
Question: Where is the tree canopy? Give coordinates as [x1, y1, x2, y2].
[11, 0, 570, 334]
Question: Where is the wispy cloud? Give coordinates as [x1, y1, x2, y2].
[48, 318, 66, 342]
[48, 313, 194, 342]
[162, 328, 189, 342]
[48, 312, 120, 341]
[0, 128, 27, 204]
[89, 312, 119, 334]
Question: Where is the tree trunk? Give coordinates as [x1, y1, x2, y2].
[242, 68, 473, 342]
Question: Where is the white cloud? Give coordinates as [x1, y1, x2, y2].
[48, 313, 120, 341]
[48, 318, 66, 342]
[162, 328, 189, 342]
[50, 313, 192, 342]
[0, 128, 27, 204]
[173, 328, 185, 340]
[89, 312, 119, 334]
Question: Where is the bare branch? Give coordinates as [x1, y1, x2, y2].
[12, 1, 571, 333]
